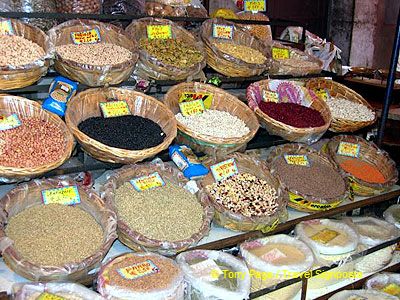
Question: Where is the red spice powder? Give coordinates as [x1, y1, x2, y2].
[339, 158, 386, 184]
[259, 102, 325, 128]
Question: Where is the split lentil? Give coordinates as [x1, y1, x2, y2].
[0, 35, 45, 67]
[326, 97, 375, 122]
[213, 42, 266, 64]
[339, 159, 386, 184]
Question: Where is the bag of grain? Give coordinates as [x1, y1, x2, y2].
[384, 204, 400, 229]
[365, 272, 400, 298]
[328, 289, 398, 300]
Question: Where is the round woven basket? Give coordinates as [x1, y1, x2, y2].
[306, 79, 377, 132]
[101, 162, 214, 256]
[0, 95, 74, 182]
[0, 178, 117, 283]
[65, 87, 177, 164]
[200, 152, 288, 232]
[164, 82, 259, 158]
[246, 79, 331, 144]
[0, 18, 51, 90]
[48, 19, 138, 87]
[126, 17, 206, 81]
[236, 12, 272, 43]
[200, 18, 270, 77]
[325, 135, 398, 196]
[267, 143, 351, 213]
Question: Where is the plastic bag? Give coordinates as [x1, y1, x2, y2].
[328, 289, 398, 300]
[12, 0, 57, 31]
[55, 0, 101, 13]
[145, 0, 208, 19]
[236, 12, 272, 43]
[103, 0, 145, 28]
[384, 204, 400, 229]
[365, 272, 400, 297]
[0, 0, 13, 11]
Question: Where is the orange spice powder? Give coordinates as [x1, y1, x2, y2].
[339, 159, 386, 184]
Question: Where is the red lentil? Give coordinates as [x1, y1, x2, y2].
[339, 159, 386, 184]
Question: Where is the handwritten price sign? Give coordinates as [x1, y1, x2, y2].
[100, 100, 131, 118]
[284, 154, 310, 167]
[179, 91, 213, 109]
[310, 229, 339, 244]
[42, 186, 81, 206]
[262, 90, 279, 103]
[337, 142, 360, 158]
[210, 158, 239, 182]
[147, 25, 172, 40]
[71, 29, 101, 45]
[179, 99, 205, 117]
[313, 88, 329, 101]
[212, 24, 234, 40]
[130, 172, 165, 192]
[36, 293, 66, 300]
[0, 20, 14, 35]
[272, 47, 290, 60]
[0, 114, 21, 131]
[244, 0, 266, 12]
[118, 259, 160, 280]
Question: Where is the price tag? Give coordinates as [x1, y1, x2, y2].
[0, 20, 14, 35]
[0, 114, 21, 131]
[212, 24, 234, 40]
[179, 91, 213, 109]
[36, 293, 66, 300]
[100, 100, 131, 118]
[244, 0, 266, 12]
[71, 29, 101, 45]
[284, 154, 310, 167]
[118, 259, 160, 280]
[147, 25, 172, 40]
[382, 283, 400, 296]
[179, 99, 205, 117]
[337, 142, 360, 158]
[130, 172, 165, 192]
[313, 88, 329, 101]
[210, 158, 239, 182]
[190, 259, 223, 282]
[42, 186, 81, 206]
[272, 47, 290, 60]
[262, 90, 279, 103]
[310, 229, 339, 244]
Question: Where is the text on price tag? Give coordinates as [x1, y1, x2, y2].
[179, 91, 213, 109]
[244, 0, 266, 12]
[212, 24, 234, 40]
[382, 283, 400, 296]
[272, 47, 290, 60]
[130, 172, 165, 192]
[313, 88, 329, 101]
[100, 100, 131, 118]
[36, 293, 66, 300]
[0, 114, 21, 131]
[147, 25, 172, 40]
[71, 29, 101, 45]
[262, 90, 279, 103]
[42, 186, 81, 206]
[0, 20, 14, 35]
[210, 158, 239, 182]
[179, 99, 205, 117]
[284, 154, 310, 167]
[118, 259, 160, 280]
[337, 142, 360, 158]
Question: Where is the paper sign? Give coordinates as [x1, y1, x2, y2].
[261, 248, 287, 262]
[382, 283, 400, 296]
[210, 158, 239, 182]
[212, 24, 234, 40]
[0, 20, 14, 35]
[36, 293, 66, 300]
[71, 29, 101, 45]
[313, 88, 329, 101]
[118, 260, 160, 280]
[130, 172, 165, 192]
[42, 186, 81, 206]
[337, 142, 360, 158]
[100, 100, 131, 118]
[147, 25, 172, 40]
[284, 154, 310, 167]
[262, 90, 279, 103]
[310, 229, 339, 244]
[190, 259, 223, 282]
[272, 47, 290, 60]
[179, 99, 205, 117]
[0, 114, 21, 131]
[179, 92, 213, 109]
[244, 0, 266, 12]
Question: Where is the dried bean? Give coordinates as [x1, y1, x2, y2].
[326, 97, 375, 122]
[0, 35, 45, 67]
[212, 42, 266, 64]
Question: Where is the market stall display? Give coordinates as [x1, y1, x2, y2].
[48, 19, 138, 87]
[0, 18, 51, 90]
[236, 12, 272, 43]
[97, 252, 184, 300]
[55, 0, 101, 13]
[126, 17, 206, 81]
[325, 135, 398, 196]
[176, 250, 251, 300]
[384, 205, 400, 229]
[247, 79, 331, 144]
[365, 273, 400, 298]
[0, 178, 117, 283]
[200, 18, 270, 77]
[306, 78, 376, 132]
[101, 161, 213, 255]
[65, 87, 177, 164]
[145, 0, 208, 20]
[328, 289, 398, 300]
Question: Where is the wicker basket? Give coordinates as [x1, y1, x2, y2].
[101, 162, 214, 256]
[0, 178, 117, 283]
[0, 95, 74, 182]
[306, 79, 377, 132]
[200, 152, 288, 232]
[325, 135, 398, 196]
[236, 12, 272, 43]
[267, 143, 350, 213]
[48, 19, 138, 87]
[246, 79, 331, 144]
[200, 18, 270, 77]
[65, 87, 177, 164]
[126, 17, 206, 81]
[0, 18, 51, 90]
[164, 82, 259, 158]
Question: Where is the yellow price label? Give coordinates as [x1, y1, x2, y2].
[337, 142, 360, 158]
[212, 24, 234, 40]
[262, 90, 279, 103]
[118, 259, 160, 280]
[179, 91, 213, 109]
[0, 20, 14, 35]
[147, 25, 172, 40]
[284, 154, 310, 167]
[244, 0, 266, 12]
[310, 229, 339, 244]
[41, 186, 81, 206]
[130, 172, 165, 192]
[0, 114, 21, 131]
[210, 158, 239, 182]
[71, 28, 101, 45]
[313, 88, 329, 101]
[272, 47, 290, 60]
[179, 99, 205, 117]
[36, 292, 66, 300]
[382, 283, 400, 296]
[100, 100, 131, 118]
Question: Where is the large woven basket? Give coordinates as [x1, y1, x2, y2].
[0, 95, 74, 182]
[0, 178, 117, 283]
[126, 17, 206, 81]
[65, 87, 177, 164]
[325, 135, 398, 196]
[267, 143, 351, 213]
[306, 79, 377, 132]
[246, 79, 331, 144]
[48, 19, 138, 87]
[164, 82, 259, 158]
[200, 18, 270, 77]
[0, 18, 51, 90]
[236, 12, 273, 43]
[101, 162, 214, 256]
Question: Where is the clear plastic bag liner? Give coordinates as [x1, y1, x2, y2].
[12, 282, 105, 300]
[56, 0, 101, 13]
[12, 0, 57, 31]
[236, 12, 272, 43]
[0, 177, 117, 281]
[328, 289, 398, 300]
[0, 0, 12, 11]
[103, 0, 145, 15]
[384, 204, 400, 229]
[176, 250, 251, 300]
[145, 0, 208, 19]
[365, 272, 400, 293]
